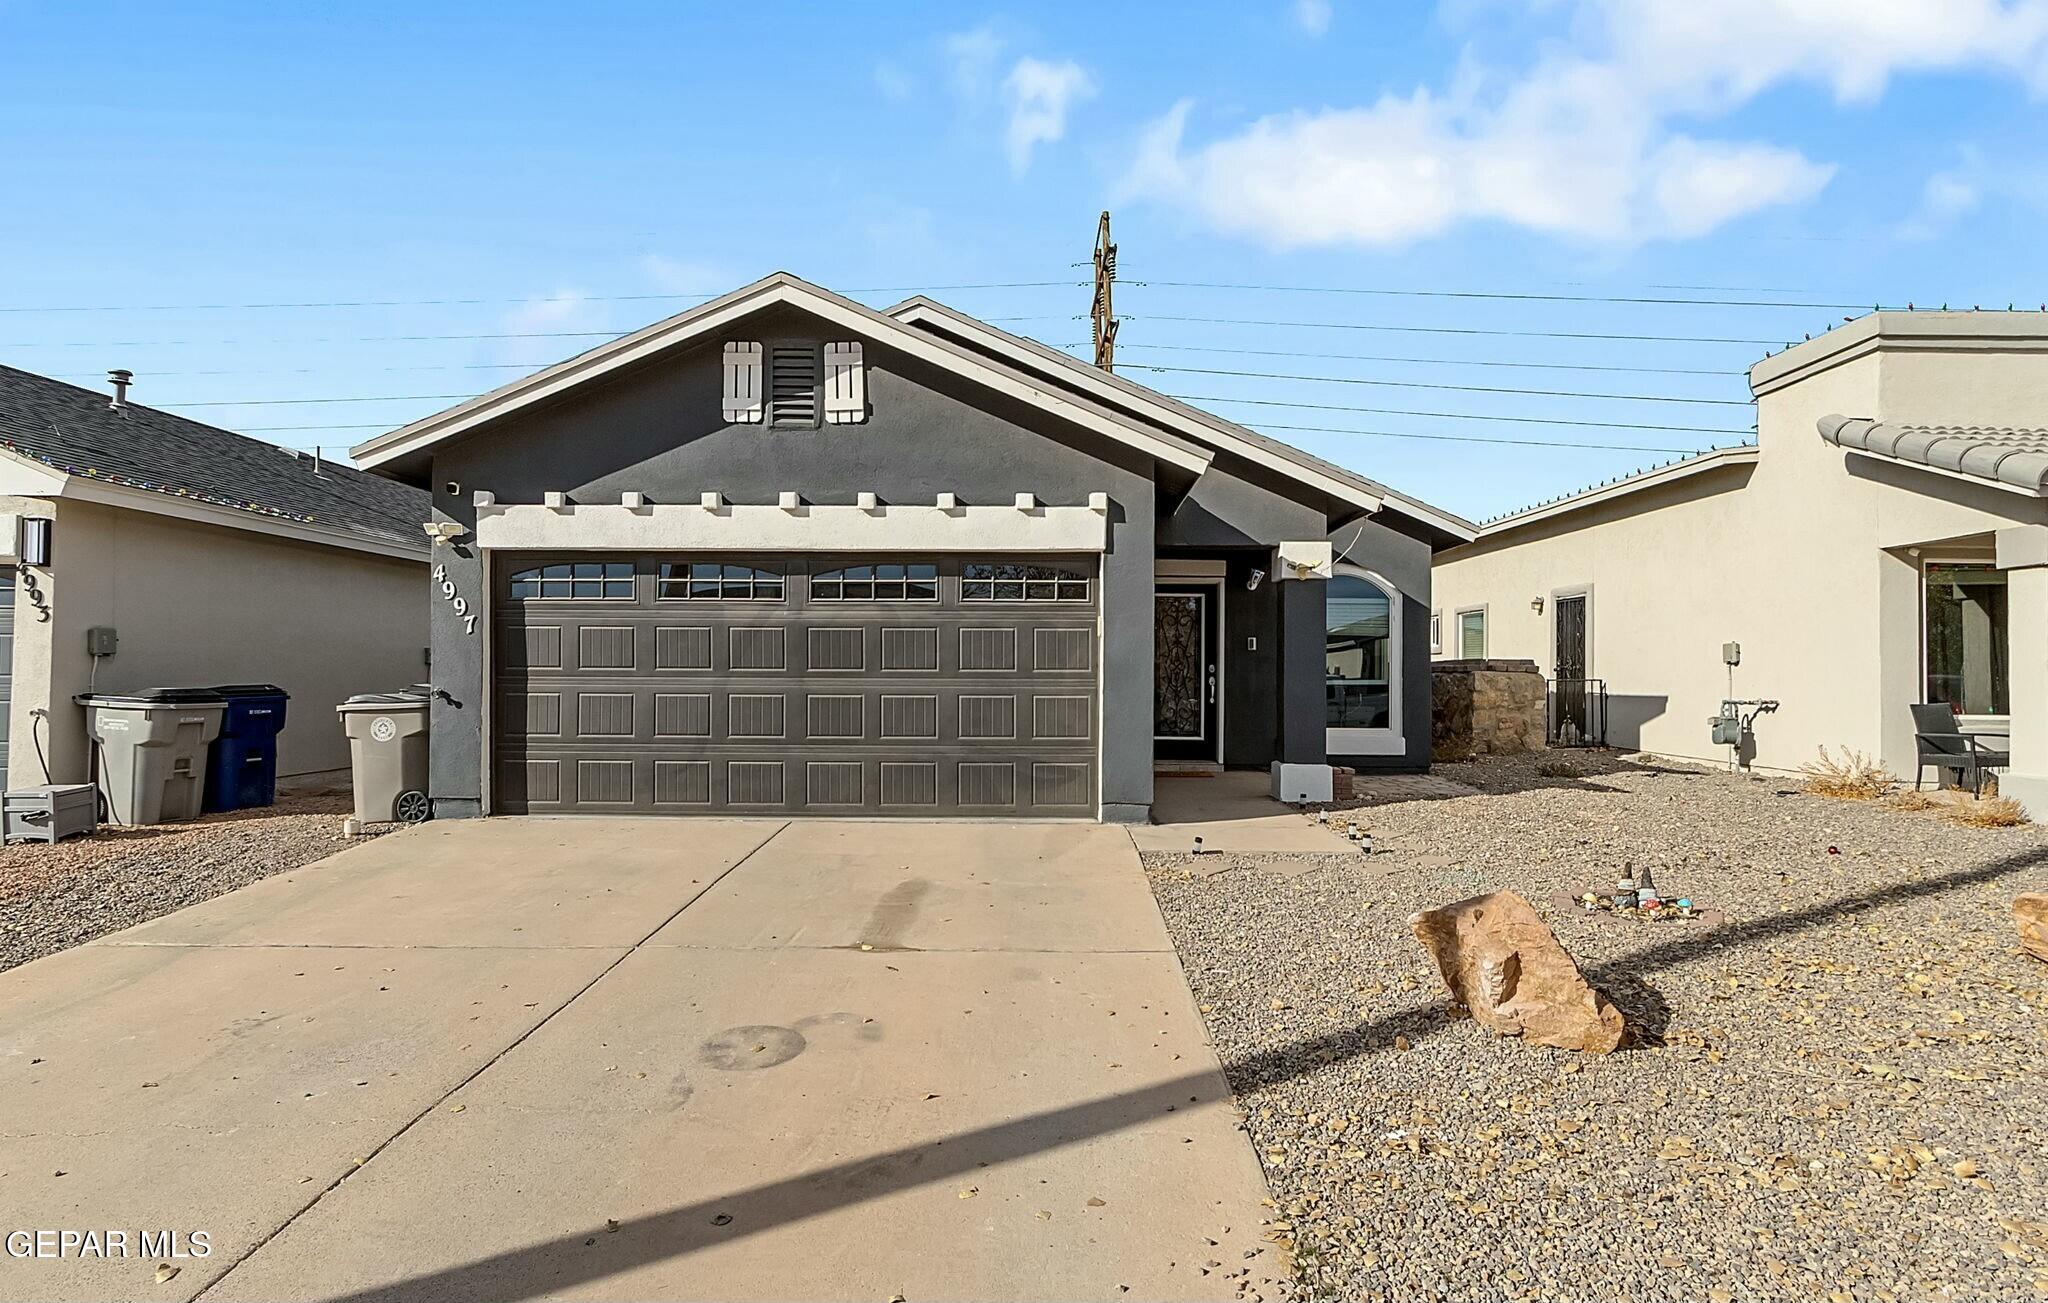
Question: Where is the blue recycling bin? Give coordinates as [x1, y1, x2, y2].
[203, 684, 290, 813]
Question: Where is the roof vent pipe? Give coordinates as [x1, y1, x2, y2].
[107, 369, 132, 410]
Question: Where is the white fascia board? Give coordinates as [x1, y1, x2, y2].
[0, 446, 428, 562]
[474, 500, 1111, 552]
[351, 274, 1213, 478]
[1840, 447, 2048, 501]
[1474, 446, 1760, 539]
[888, 298, 1394, 516]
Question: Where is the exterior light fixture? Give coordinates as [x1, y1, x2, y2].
[19, 516, 52, 566]
[1247, 568, 1266, 591]
[1530, 596, 1545, 613]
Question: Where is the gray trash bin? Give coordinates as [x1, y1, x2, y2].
[76, 689, 228, 825]
[337, 690, 432, 823]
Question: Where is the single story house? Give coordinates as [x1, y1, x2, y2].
[0, 364, 432, 789]
[350, 273, 1472, 822]
[1430, 311, 2048, 813]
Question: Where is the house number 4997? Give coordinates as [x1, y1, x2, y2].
[435, 564, 477, 634]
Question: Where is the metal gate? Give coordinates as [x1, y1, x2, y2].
[1550, 594, 1604, 745]
[492, 554, 1101, 817]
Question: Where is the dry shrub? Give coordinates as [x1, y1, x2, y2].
[1536, 759, 1582, 779]
[1800, 747, 1898, 800]
[1884, 790, 1941, 813]
[1943, 795, 2029, 828]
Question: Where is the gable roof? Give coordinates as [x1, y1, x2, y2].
[1819, 414, 2048, 496]
[0, 364, 429, 558]
[887, 296, 1475, 543]
[350, 272, 1213, 480]
[1449, 444, 1761, 542]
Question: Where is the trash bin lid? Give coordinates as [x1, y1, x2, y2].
[213, 683, 291, 699]
[74, 688, 228, 708]
[338, 689, 432, 711]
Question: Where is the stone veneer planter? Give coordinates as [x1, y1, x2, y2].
[1432, 658, 1546, 760]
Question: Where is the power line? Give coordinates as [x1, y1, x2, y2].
[1121, 362, 1751, 407]
[0, 282, 1085, 315]
[1248, 421, 1722, 455]
[0, 315, 1076, 350]
[1127, 278, 1884, 312]
[1167, 391, 1754, 436]
[1077, 341, 1739, 378]
[1128, 313, 1785, 346]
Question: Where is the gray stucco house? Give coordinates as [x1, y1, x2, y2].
[351, 274, 1470, 822]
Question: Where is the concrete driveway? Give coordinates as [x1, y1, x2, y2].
[0, 819, 1282, 1302]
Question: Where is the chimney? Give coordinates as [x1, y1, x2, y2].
[107, 369, 133, 410]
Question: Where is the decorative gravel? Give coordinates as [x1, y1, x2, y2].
[0, 790, 382, 972]
[1146, 752, 2048, 1303]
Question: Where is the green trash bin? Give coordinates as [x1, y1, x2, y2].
[75, 689, 228, 825]
[337, 690, 432, 823]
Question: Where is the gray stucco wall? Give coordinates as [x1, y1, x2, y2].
[422, 303, 1159, 819]
[1329, 512, 1434, 772]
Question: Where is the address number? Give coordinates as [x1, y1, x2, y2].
[434, 563, 477, 635]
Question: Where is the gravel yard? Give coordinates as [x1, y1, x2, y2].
[0, 789, 379, 972]
[1147, 752, 2048, 1303]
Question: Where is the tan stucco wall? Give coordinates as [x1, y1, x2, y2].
[8, 498, 426, 787]
[1431, 314, 2048, 776]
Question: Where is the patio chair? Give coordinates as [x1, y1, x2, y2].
[1911, 703, 2011, 796]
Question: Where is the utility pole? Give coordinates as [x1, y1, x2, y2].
[1091, 210, 1119, 372]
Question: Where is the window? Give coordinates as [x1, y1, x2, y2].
[658, 563, 785, 601]
[812, 563, 937, 601]
[1458, 608, 1487, 659]
[1326, 575, 1393, 730]
[1429, 609, 1442, 655]
[961, 563, 1090, 602]
[509, 562, 633, 600]
[1925, 563, 2008, 716]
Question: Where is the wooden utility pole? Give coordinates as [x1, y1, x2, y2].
[1091, 210, 1119, 372]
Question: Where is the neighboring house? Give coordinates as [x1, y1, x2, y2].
[1431, 311, 2048, 813]
[0, 364, 431, 789]
[350, 273, 1472, 823]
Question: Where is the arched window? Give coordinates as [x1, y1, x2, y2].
[657, 563, 785, 601]
[811, 563, 938, 601]
[961, 563, 1090, 602]
[508, 561, 633, 600]
[1326, 569, 1403, 753]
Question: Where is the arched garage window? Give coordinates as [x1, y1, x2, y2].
[1326, 569, 1403, 755]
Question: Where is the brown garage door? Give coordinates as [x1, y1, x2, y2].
[492, 554, 1100, 817]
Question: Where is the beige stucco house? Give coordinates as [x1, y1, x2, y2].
[1431, 311, 2048, 814]
[0, 364, 431, 789]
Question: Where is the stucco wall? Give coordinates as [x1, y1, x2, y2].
[423, 303, 1165, 820]
[1431, 314, 2048, 776]
[10, 498, 426, 787]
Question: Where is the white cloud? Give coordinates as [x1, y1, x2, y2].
[1002, 57, 1095, 173]
[1124, 0, 2048, 247]
[943, 26, 1006, 100]
[1292, 0, 1334, 36]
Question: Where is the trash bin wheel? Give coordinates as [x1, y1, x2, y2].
[394, 790, 433, 825]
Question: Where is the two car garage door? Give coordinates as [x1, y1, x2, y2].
[493, 554, 1100, 818]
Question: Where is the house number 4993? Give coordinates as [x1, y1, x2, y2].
[435, 564, 477, 635]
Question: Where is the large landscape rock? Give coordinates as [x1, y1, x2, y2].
[2019, 893, 2048, 963]
[1409, 890, 1626, 1053]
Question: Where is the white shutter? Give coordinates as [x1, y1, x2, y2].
[722, 342, 763, 423]
[824, 341, 866, 425]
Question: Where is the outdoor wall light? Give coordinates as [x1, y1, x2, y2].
[1247, 568, 1266, 591]
[19, 516, 52, 567]
[1530, 595, 1544, 613]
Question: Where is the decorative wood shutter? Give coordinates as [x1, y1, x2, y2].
[824, 341, 866, 425]
[722, 342, 763, 422]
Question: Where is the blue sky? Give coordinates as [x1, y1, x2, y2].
[2, 0, 2044, 521]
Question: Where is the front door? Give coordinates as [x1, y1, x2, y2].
[1154, 583, 1220, 762]
[1553, 593, 1589, 744]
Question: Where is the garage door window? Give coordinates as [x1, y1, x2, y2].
[812, 563, 938, 601]
[658, 562, 785, 601]
[962, 563, 1090, 602]
[509, 562, 633, 600]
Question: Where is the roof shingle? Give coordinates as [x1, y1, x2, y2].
[0, 364, 429, 550]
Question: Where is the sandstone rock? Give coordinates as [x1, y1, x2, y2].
[2018, 893, 2048, 964]
[1408, 890, 1626, 1053]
